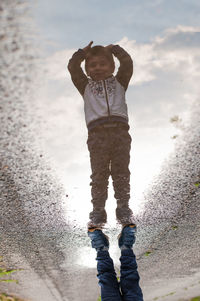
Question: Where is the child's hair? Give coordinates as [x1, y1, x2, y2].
[85, 45, 115, 74]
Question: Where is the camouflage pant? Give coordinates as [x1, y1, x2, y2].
[87, 127, 132, 209]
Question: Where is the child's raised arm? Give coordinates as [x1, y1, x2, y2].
[68, 41, 93, 96]
[106, 44, 133, 90]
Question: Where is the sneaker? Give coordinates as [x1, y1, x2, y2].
[116, 206, 136, 226]
[88, 228, 109, 251]
[88, 208, 107, 229]
[118, 224, 137, 250]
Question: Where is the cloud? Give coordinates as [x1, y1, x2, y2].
[154, 25, 200, 50]
[112, 26, 200, 131]
[116, 37, 156, 85]
[44, 49, 75, 81]
[117, 26, 200, 85]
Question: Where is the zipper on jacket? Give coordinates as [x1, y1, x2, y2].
[103, 80, 111, 118]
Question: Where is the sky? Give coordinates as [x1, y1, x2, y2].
[30, 0, 200, 228]
[32, 0, 200, 50]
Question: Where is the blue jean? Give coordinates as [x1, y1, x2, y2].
[96, 249, 143, 301]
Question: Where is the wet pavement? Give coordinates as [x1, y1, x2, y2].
[1, 1, 200, 301]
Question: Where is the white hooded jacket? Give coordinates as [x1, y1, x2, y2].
[68, 45, 133, 130]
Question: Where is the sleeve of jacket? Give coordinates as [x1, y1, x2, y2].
[112, 45, 133, 91]
[68, 49, 88, 96]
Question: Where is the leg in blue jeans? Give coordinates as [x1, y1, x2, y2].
[120, 249, 143, 301]
[88, 227, 143, 301]
[96, 250, 122, 301]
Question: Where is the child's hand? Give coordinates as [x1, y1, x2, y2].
[82, 41, 93, 54]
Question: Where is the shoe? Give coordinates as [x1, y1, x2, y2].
[88, 208, 107, 229]
[116, 206, 136, 226]
[118, 224, 137, 250]
[88, 228, 109, 251]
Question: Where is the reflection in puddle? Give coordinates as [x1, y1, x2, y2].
[35, 50, 192, 230]
[1, 0, 200, 300]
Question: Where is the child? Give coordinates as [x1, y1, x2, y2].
[68, 41, 135, 228]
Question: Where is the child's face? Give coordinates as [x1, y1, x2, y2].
[86, 55, 114, 81]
